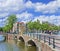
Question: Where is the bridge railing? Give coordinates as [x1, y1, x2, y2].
[24, 33, 60, 50]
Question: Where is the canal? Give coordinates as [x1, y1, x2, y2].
[0, 38, 36, 51]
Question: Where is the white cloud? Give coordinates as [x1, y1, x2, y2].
[25, 0, 60, 13]
[16, 11, 60, 25]
[0, 0, 25, 26]
[16, 11, 33, 21]
[0, 0, 25, 12]
[0, 13, 9, 17]
[0, 17, 8, 23]
[33, 15, 60, 25]
[0, 0, 60, 26]
[25, 1, 34, 8]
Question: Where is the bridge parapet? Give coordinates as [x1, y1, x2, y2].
[17, 33, 60, 51]
[17, 34, 41, 51]
[24, 33, 60, 51]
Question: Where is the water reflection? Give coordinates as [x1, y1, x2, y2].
[0, 42, 20, 51]
[17, 40, 37, 51]
[0, 39, 37, 51]
[26, 46, 36, 51]
[17, 41, 25, 51]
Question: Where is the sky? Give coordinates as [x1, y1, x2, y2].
[0, 0, 60, 27]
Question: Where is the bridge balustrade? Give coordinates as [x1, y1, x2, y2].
[24, 33, 60, 50]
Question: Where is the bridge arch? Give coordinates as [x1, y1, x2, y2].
[18, 36, 25, 42]
[17, 35, 40, 47]
[27, 40, 36, 47]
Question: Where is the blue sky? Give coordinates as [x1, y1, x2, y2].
[0, 0, 60, 27]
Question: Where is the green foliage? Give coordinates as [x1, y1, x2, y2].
[58, 26, 60, 30]
[33, 20, 41, 30]
[7, 15, 17, 24]
[27, 21, 34, 30]
[27, 19, 41, 32]
[27, 20, 59, 33]
[3, 25, 9, 32]
[3, 14, 17, 32]
[0, 27, 3, 31]
[41, 22, 49, 31]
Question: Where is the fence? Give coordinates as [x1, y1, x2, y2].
[24, 33, 60, 50]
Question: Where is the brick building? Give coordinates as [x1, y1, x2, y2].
[13, 22, 25, 34]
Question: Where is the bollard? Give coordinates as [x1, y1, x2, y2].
[32, 33, 34, 38]
[37, 34, 38, 39]
[39, 35, 41, 41]
[44, 36, 46, 43]
[49, 37, 51, 45]
[53, 38, 55, 48]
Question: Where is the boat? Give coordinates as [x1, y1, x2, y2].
[0, 35, 5, 42]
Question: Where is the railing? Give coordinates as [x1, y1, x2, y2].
[24, 33, 60, 50]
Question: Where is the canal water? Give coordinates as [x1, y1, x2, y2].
[0, 39, 36, 51]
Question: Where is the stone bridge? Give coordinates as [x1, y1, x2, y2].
[16, 33, 57, 51]
[17, 34, 41, 51]
[6, 33, 60, 51]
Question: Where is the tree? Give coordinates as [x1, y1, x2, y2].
[27, 21, 34, 32]
[33, 19, 41, 33]
[7, 15, 17, 30]
[7, 15, 17, 26]
[41, 22, 49, 33]
[0, 27, 3, 31]
[58, 26, 60, 31]
[3, 14, 17, 32]
[27, 19, 59, 34]
[27, 19, 41, 33]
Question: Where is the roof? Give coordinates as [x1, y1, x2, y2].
[17, 22, 24, 24]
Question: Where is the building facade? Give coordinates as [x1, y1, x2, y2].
[13, 22, 25, 34]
